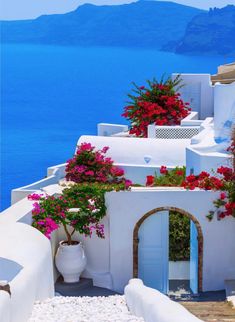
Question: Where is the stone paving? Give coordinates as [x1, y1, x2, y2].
[55, 277, 118, 297]
[176, 290, 235, 322]
[181, 301, 235, 322]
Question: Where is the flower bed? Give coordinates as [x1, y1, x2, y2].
[146, 166, 186, 187]
[145, 162, 235, 220]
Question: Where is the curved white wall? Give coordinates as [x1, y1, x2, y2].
[0, 199, 54, 322]
[125, 279, 203, 322]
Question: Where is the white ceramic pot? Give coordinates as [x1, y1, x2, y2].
[55, 241, 87, 283]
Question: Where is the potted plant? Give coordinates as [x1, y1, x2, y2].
[29, 185, 106, 283]
[29, 143, 132, 283]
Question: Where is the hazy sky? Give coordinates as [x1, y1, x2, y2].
[1, 0, 235, 20]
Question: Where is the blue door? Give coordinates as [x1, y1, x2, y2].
[190, 220, 198, 294]
[138, 211, 169, 294]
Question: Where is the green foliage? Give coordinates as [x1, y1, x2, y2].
[31, 182, 130, 243]
[169, 211, 190, 261]
[154, 166, 186, 186]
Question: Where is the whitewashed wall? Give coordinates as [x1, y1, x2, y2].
[185, 81, 235, 175]
[186, 146, 231, 175]
[169, 261, 189, 280]
[76, 135, 190, 184]
[97, 123, 128, 136]
[105, 189, 235, 293]
[213, 81, 235, 140]
[0, 197, 54, 322]
[172, 74, 214, 119]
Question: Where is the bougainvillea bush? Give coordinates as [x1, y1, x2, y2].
[30, 143, 132, 243]
[145, 162, 235, 220]
[182, 166, 235, 220]
[146, 166, 186, 187]
[29, 182, 131, 243]
[182, 131, 235, 220]
[122, 76, 190, 137]
[66, 142, 131, 188]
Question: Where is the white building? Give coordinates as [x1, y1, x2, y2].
[1, 64, 235, 321]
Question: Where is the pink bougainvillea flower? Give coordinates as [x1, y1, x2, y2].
[124, 179, 132, 188]
[28, 193, 43, 201]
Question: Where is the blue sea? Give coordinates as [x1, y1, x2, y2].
[0, 44, 231, 210]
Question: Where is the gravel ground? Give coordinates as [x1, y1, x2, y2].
[28, 295, 145, 322]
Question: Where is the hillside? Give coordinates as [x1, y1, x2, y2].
[172, 5, 235, 55]
[1, 1, 203, 49]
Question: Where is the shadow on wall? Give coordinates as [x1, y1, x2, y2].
[0, 258, 23, 282]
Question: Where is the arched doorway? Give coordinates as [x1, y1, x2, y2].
[133, 207, 203, 293]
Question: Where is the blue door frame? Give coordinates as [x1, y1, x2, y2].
[133, 207, 203, 294]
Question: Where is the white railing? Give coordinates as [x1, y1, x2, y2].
[147, 112, 202, 139]
[148, 125, 200, 139]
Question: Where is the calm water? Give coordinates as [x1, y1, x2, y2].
[0, 44, 230, 210]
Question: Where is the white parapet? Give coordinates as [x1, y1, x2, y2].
[148, 113, 202, 139]
[124, 279, 203, 322]
[97, 123, 129, 136]
[11, 163, 66, 205]
[77, 135, 190, 169]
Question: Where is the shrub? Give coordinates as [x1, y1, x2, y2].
[65, 142, 131, 187]
[169, 211, 190, 261]
[29, 182, 130, 243]
[122, 75, 190, 137]
[182, 166, 235, 219]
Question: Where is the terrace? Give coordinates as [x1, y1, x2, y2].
[0, 70, 235, 322]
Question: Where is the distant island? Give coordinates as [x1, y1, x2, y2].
[164, 5, 235, 56]
[1, 0, 235, 56]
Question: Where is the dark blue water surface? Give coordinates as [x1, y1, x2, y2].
[0, 44, 230, 210]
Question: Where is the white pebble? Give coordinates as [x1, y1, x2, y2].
[28, 295, 144, 322]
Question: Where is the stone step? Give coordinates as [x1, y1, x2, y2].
[55, 276, 93, 295]
[55, 276, 119, 297]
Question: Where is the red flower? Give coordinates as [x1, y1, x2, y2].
[175, 170, 184, 176]
[146, 175, 155, 186]
[220, 192, 227, 200]
[160, 166, 168, 175]
[199, 171, 210, 179]
[122, 78, 190, 137]
[185, 174, 196, 182]
[217, 166, 233, 180]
